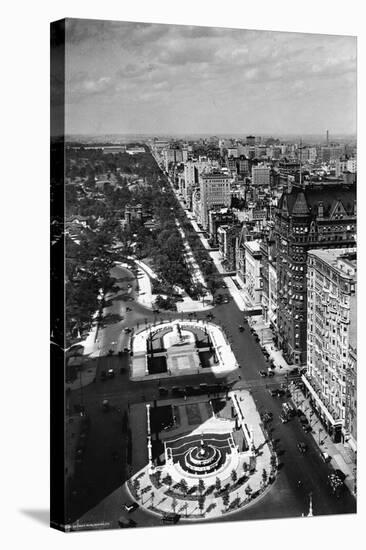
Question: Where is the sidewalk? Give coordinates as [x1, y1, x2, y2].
[289, 384, 357, 495]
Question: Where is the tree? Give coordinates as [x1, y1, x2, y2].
[245, 484, 253, 497]
[198, 494, 205, 513]
[262, 468, 268, 484]
[198, 479, 205, 496]
[180, 478, 188, 496]
[231, 469, 238, 484]
[163, 473, 173, 489]
[132, 478, 140, 496]
[242, 462, 248, 474]
[215, 477, 222, 493]
[222, 492, 230, 510]
[270, 454, 277, 470]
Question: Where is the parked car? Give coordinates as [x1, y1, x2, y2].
[321, 451, 332, 463]
[107, 368, 115, 378]
[161, 513, 180, 524]
[124, 327, 132, 334]
[158, 387, 169, 396]
[268, 371, 275, 377]
[199, 383, 208, 393]
[259, 370, 268, 377]
[302, 423, 312, 433]
[279, 413, 289, 423]
[238, 325, 244, 332]
[118, 517, 137, 528]
[297, 442, 308, 453]
[172, 387, 185, 397]
[334, 469, 346, 482]
[269, 388, 278, 397]
[122, 502, 139, 513]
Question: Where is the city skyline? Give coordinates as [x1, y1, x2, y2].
[65, 19, 357, 136]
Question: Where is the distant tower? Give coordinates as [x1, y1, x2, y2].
[326, 130, 329, 146]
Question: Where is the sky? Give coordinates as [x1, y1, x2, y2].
[65, 18, 357, 136]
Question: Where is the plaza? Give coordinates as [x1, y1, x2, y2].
[125, 389, 276, 521]
[130, 319, 238, 380]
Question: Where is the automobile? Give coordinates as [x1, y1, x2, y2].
[238, 325, 244, 332]
[122, 502, 139, 513]
[276, 389, 285, 397]
[126, 306, 132, 312]
[302, 423, 312, 433]
[152, 309, 160, 314]
[268, 371, 275, 377]
[282, 402, 297, 417]
[185, 385, 196, 396]
[261, 411, 273, 423]
[102, 399, 110, 411]
[107, 368, 115, 378]
[321, 451, 332, 463]
[199, 383, 208, 393]
[289, 368, 300, 377]
[172, 387, 185, 397]
[269, 389, 278, 397]
[259, 370, 268, 377]
[221, 283, 227, 289]
[279, 413, 289, 423]
[124, 347, 130, 353]
[223, 297, 229, 304]
[297, 442, 308, 453]
[124, 327, 132, 333]
[334, 469, 347, 482]
[207, 383, 224, 393]
[161, 513, 180, 524]
[158, 387, 169, 396]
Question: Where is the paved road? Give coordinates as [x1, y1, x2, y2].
[66, 266, 355, 528]
[66, 160, 356, 528]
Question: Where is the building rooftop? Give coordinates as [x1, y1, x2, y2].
[308, 248, 357, 279]
[245, 240, 261, 254]
[278, 183, 356, 218]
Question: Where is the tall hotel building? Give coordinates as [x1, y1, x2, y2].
[304, 249, 356, 446]
[199, 170, 231, 229]
[275, 182, 356, 365]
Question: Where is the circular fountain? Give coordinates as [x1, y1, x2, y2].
[183, 440, 222, 475]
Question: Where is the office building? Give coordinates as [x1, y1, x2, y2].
[304, 249, 356, 444]
[275, 182, 356, 365]
[199, 170, 232, 229]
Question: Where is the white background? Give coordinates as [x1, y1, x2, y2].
[1, 1, 364, 548]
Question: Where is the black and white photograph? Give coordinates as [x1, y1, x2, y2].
[49, 15, 358, 533]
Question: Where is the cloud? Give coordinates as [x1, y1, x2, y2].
[64, 20, 357, 134]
